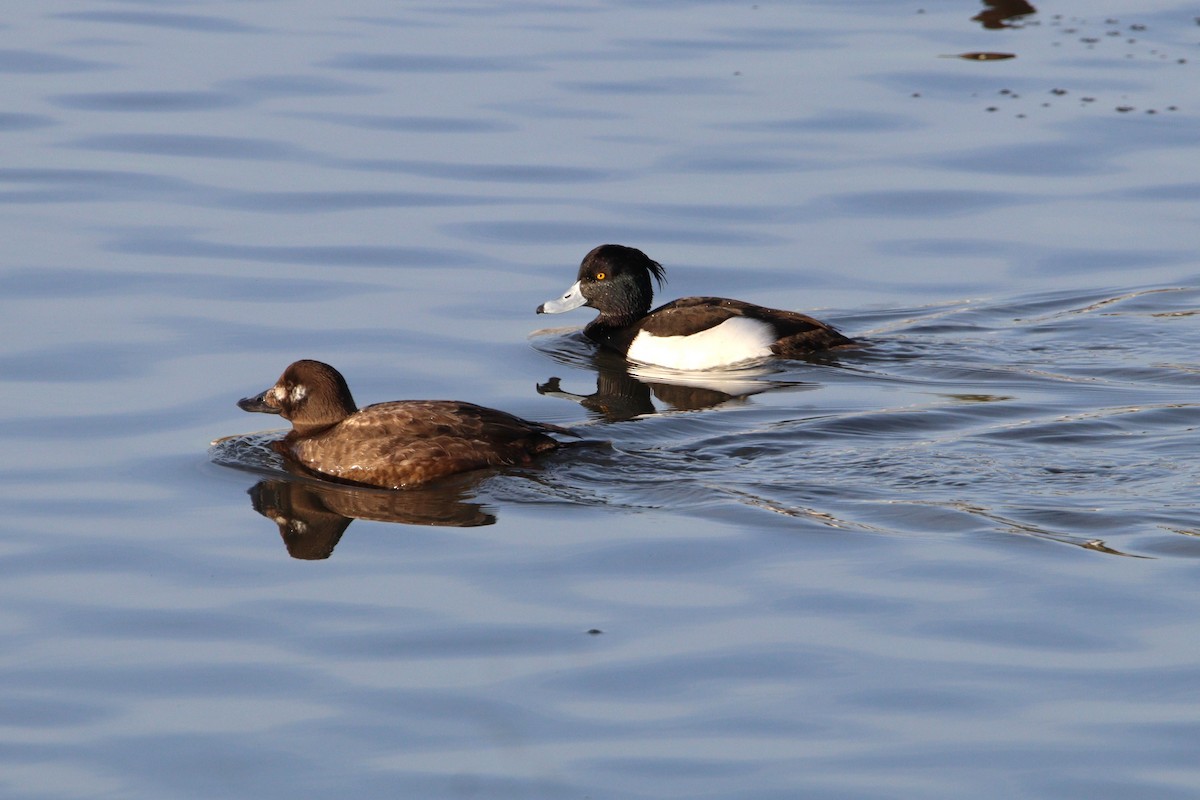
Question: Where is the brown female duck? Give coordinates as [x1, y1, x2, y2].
[238, 359, 575, 489]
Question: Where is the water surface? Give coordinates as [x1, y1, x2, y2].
[3, 1, 1200, 798]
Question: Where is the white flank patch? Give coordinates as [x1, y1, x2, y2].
[626, 317, 775, 370]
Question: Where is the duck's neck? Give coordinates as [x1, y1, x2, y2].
[288, 420, 341, 437]
[287, 395, 356, 437]
[584, 315, 642, 352]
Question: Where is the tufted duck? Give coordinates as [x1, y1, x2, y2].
[537, 244, 854, 369]
[238, 360, 576, 489]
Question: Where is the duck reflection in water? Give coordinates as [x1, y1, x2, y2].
[534, 346, 822, 421]
[247, 473, 495, 560]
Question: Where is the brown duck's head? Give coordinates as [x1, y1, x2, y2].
[238, 359, 358, 433]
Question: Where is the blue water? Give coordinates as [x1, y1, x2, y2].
[3, 2, 1200, 798]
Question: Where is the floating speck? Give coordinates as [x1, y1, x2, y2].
[952, 52, 1017, 60]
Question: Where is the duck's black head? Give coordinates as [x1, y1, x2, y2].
[238, 359, 358, 434]
[537, 244, 667, 322]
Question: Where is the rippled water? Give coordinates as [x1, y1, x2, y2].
[4, 1, 1200, 798]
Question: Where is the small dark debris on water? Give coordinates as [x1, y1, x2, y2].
[952, 52, 1017, 61]
[1050, 88, 1068, 95]
[586, 628, 603, 635]
[1116, 106, 1135, 113]
[986, 106, 998, 112]
[973, 0, 1035, 30]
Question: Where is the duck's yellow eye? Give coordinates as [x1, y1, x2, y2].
[595, 272, 606, 280]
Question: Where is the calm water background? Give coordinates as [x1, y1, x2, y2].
[3, 1, 1200, 798]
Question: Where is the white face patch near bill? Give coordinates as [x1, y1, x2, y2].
[271, 384, 307, 405]
[627, 317, 775, 370]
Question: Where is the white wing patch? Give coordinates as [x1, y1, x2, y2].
[626, 317, 775, 370]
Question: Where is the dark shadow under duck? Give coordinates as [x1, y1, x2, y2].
[537, 244, 855, 370]
[237, 359, 578, 490]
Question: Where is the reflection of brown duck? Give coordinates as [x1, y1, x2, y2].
[248, 477, 494, 560]
[238, 360, 578, 489]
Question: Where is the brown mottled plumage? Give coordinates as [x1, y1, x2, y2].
[537, 244, 855, 368]
[238, 360, 574, 490]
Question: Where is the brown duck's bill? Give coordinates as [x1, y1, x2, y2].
[238, 390, 281, 414]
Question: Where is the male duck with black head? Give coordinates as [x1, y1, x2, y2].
[537, 244, 855, 370]
[238, 360, 577, 490]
